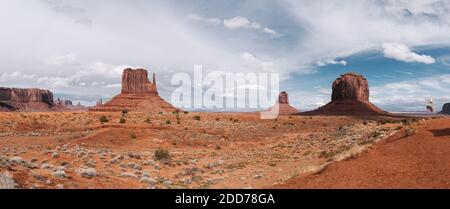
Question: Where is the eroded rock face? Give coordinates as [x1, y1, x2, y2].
[121, 68, 157, 94]
[302, 72, 389, 116]
[266, 91, 299, 115]
[278, 91, 289, 104]
[0, 87, 54, 111]
[90, 68, 177, 112]
[331, 72, 369, 102]
[441, 103, 450, 115]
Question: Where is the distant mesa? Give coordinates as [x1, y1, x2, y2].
[89, 68, 177, 112]
[0, 87, 54, 112]
[441, 103, 450, 115]
[268, 91, 299, 115]
[54, 98, 87, 111]
[302, 72, 389, 116]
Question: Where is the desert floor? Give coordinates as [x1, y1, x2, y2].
[0, 111, 448, 189]
[275, 117, 450, 189]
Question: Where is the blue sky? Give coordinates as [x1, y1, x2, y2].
[0, 0, 449, 111]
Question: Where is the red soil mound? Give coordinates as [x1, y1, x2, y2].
[275, 118, 450, 188]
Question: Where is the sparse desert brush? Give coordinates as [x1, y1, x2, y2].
[99, 116, 109, 123]
[405, 127, 417, 137]
[172, 111, 179, 115]
[176, 120, 181, 124]
[145, 117, 151, 124]
[215, 144, 221, 150]
[183, 111, 188, 114]
[119, 118, 126, 123]
[122, 109, 128, 114]
[193, 115, 201, 121]
[166, 120, 171, 125]
[362, 120, 368, 125]
[370, 130, 383, 139]
[154, 148, 170, 161]
[158, 112, 163, 115]
[215, 117, 220, 121]
[130, 133, 137, 139]
[233, 119, 239, 123]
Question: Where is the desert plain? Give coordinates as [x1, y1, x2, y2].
[0, 110, 449, 189]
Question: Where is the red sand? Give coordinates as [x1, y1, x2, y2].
[275, 118, 450, 189]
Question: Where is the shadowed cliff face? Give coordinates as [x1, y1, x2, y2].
[331, 73, 369, 102]
[442, 103, 450, 115]
[121, 68, 157, 94]
[0, 87, 54, 111]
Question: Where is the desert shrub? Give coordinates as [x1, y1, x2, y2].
[172, 111, 179, 115]
[99, 116, 109, 123]
[193, 115, 201, 121]
[130, 133, 136, 139]
[166, 120, 171, 125]
[362, 120, 368, 125]
[233, 119, 239, 123]
[122, 109, 128, 114]
[215, 144, 221, 150]
[145, 117, 151, 124]
[405, 127, 417, 137]
[158, 112, 163, 115]
[215, 117, 220, 121]
[154, 148, 170, 161]
[176, 120, 181, 124]
[119, 118, 126, 123]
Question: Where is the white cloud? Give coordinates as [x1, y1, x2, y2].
[240, 52, 275, 71]
[371, 74, 450, 111]
[316, 59, 347, 67]
[382, 42, 435, 64]
[224, 16, 260, 29]
[45, 54, 78, 66]
[187, 13, 221, 26]
[285, 0, 450, 69]
[222, 16, 281, 38]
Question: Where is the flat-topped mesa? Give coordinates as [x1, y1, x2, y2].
[331, 72, 369, 102]
[121, 68, 158, 94]
[0, 87, 54, 111]
[441, 103, 450, 115]
[89, 68, 178, 113]
[301, 72, 389, 116]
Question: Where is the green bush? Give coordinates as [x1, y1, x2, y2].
[99, 116, 109, 123]
[154, 148, 170, 161]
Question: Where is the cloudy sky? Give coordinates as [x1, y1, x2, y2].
[1, 0, 450, 111]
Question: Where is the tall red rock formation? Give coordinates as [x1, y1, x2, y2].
[89, 68, 177, 112]
[331, 72, 369, 102]
[302, 72, 389, 116]
[267, 91, 299, 115]
[121, 68, 158, 94]
[0, 87, 54, 111]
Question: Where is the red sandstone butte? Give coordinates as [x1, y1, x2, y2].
[89, 68, 177, 112]
[268, 91, 299, 115]
[0, 87, 54, 111]
[302, 72, 389, 116]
